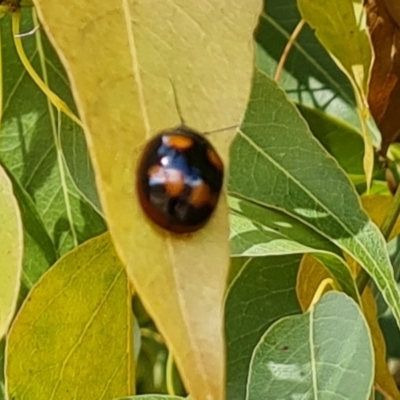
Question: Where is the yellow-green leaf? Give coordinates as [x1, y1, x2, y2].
[32, 2, 262, 400]
[6, 233, 133, 400]
[297, 0, 376, 188]
[298, 0, 371, 94]
[0, 165, 23, 339]
[361, 195, 400, 240]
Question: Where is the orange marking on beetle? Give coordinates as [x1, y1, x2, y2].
[148, 165, 185, 196]
[165, 180, 185, 196]
[190, 182, 212, 208]
[148, 165, 162, 176]
[164, 168, 185, 196]
[207, 148, 223, 171]
[166, 135, 194, 150]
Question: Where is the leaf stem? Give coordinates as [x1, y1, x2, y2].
[166, 351, 176, 396]
[274, 19, 306, 83]
[357, 183, 400, 292]
[308, 278, 337, 309]
[11, 11, 83, 128]
[140, 328, 164, 344]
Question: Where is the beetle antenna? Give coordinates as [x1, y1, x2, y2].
[168, 78, 239, 135]
[169, 79, 186, 127]
[204, 124, 239, 135]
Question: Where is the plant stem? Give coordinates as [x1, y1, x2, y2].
[12, 11, 82, 128]
[357, 183, 400, 293]
[166, 351, 176, 396]
[274, 19, 306, 83]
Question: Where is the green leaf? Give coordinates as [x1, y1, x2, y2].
[225, 255, 301, 400]
[0, 165, 23, 339]
[256, 0, 360, 128]
[296, 105, 365, 177]
[297, 104, 387, 194]
[375, 235, 400, 318]
[230, 196, 340, 257]
[60, 117, 103, 215]
[136, 335, 167, 394]
[229, 69, 400, 331]
[230, 197, 359, 301]
[247, 292, 374, 399]
[227, 257, 249, 286]
[0, 10, 105, 256]
[6, 233, 133, 400]
[4, 166, 56, 295]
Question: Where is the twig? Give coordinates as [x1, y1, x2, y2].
[274, 19, 306, 83]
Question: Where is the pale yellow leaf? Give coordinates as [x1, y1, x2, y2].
[297, 0, 376, 188]
[0, 165, 23, 339]
[31, 2, 262, 399]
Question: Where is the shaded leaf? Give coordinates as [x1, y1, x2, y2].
[297, 104, 365, 179]
[4, 166, 56, 296]
[0, 165, 23, 339]
[257, 1, 360, 129]
[60, 119, 102, 215]
[135, 335, 168, 395]
[6, 233, 133, 400]
[229, 69, 400, 334]
[298, 104, 390, 195]
[0, 9, 105, 256]
[32, 2, 262, 399]
[225, 255, 301, 400]
[247, 292, 374, 400]
[367, 0, 400, 153]
[384, 0, 400, 27]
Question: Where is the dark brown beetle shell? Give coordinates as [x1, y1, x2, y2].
[136, 127, 224, 233]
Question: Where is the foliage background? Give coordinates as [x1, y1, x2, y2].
[1, 0, 400, 399]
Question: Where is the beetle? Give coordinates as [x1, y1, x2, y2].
[136, 125, 224, 233]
